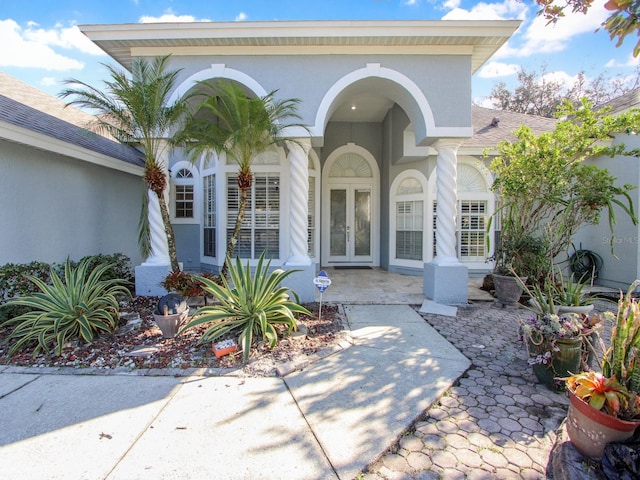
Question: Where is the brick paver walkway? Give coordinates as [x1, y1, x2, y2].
[362, 301, 616, 479]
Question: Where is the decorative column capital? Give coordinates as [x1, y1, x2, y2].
[432, 138, 464, 153]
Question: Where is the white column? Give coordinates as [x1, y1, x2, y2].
[285, 138, 312, 265]
[143, 189, 170, 265]
[433, 139, 463, 266]
[143, 141, 171, 266]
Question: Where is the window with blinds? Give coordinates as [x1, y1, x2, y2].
[226, 173, 280, 259]
[203, 174, 216, 257]
[458, 200, 486, 259]
[396, 200, 423, 260]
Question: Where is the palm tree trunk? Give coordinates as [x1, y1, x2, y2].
[221, 185, 249, 279]
[155, 191, 180, 272]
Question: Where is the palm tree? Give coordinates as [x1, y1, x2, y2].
[59, 55, 186, 272]
[175, 80, 307, 278]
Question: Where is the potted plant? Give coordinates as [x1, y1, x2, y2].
[161, 270, 219, 306]
[552, 267, 595, 315]
[521, 310, 588, 391]
[564, 280, 640, 458]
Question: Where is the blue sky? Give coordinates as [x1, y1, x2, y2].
[1, 0, 638, 106]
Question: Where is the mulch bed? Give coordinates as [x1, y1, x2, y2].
[0, 297, 345, 377]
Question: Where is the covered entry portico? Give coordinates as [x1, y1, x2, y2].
[80, 20, 520, 304]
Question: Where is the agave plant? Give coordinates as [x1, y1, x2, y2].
[181, 252, 311, 363]
[1, 258, 131, 357]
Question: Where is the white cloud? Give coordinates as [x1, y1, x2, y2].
[477, 61, 520, 78]
[513, 1, 609, 56]
[139, 8, 210, 23]
[606, 53, 640, 67]
[235, 12, 248, 22]
[442, 0, 527, 20]
[443, 0, 461, 9]
[0, 19, 85, 70]
[40, 76, 57, 86]
[24, 24, 105, 56]
[404, 0, 419, 5]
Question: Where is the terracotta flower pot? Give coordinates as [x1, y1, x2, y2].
[566, 388, 640, 459]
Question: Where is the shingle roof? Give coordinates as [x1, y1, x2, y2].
[463, 106, 558, 149]
[0, 71, 96, 129]
[0, 71, 143, 166]
[597, 88, 640, 115]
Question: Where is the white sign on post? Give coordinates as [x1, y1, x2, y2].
[313, 270, 331, 319]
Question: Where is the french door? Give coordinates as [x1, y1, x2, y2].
[327, 184, 372, 263]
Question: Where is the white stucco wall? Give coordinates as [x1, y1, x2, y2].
[571, 133, 640, 290]
[0, 140, 144, 267]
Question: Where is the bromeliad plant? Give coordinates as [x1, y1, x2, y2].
[180, 252, 311, 363]
[1, 258, 131, 357]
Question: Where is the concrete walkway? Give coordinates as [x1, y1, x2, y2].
[0, 304, 469, 480]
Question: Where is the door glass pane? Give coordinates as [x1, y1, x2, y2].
[330, 189, 346, 256]
[354, 189, 371, 256]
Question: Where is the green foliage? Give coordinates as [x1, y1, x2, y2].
[180, 252, 311, 363]
[161, 270, 220, 298]
[174, 80, 308, 277]
[602, 280, 640, 394]
[1, 258, 131, 357]
[488, 99, 639, 284]
[60, 55, 187, 271]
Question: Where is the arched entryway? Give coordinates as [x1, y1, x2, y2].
[321, 144, 380, 267]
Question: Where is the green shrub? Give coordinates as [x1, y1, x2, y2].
[75, 253, 134, 290]
[180, 252, 311, 363]
[1, 258, 131, 357]
[0, 261, 52, 303]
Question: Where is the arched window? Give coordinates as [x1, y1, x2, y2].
[171, 163, 198, 223]
[390, 170, 428, 268]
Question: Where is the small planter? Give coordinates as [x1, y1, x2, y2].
[212, 339, 238, 358]
[528, 336, 582, 391]
[492, 274, 526, 307]
[153, 311, 188, 339]
[566, 388, 640, 459]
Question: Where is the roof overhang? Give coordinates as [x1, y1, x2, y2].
[0, 120, 145, 176]
[80, 19, 521, 74]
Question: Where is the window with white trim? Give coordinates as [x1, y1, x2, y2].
[391, 174, 425, 263]
[458, 200, 487, 259]
[173, 168, 194, 218]
[203, 174, 216, 258]
[226, 173, 280, 259]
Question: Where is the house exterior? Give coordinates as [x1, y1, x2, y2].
[572, 88, 640, 290]
[11, 19, 631, 304]
[78, 19, 535, 303]
[0, 72, 145, 267]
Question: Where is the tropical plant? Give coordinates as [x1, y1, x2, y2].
[161, 270, 219, 300]
[601, 280, 640, 394]
[174, 80, 307, 277]
[552, 268, 594, 307]
[1, 258, 131, 357]
[180, 252, 311, 363]
[59, 55, 187, 272]
[565, 280, 640, 419]
[566, 371, 638, 418]
[488, 99, 639, 283]
[521, 312, 587, 364]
